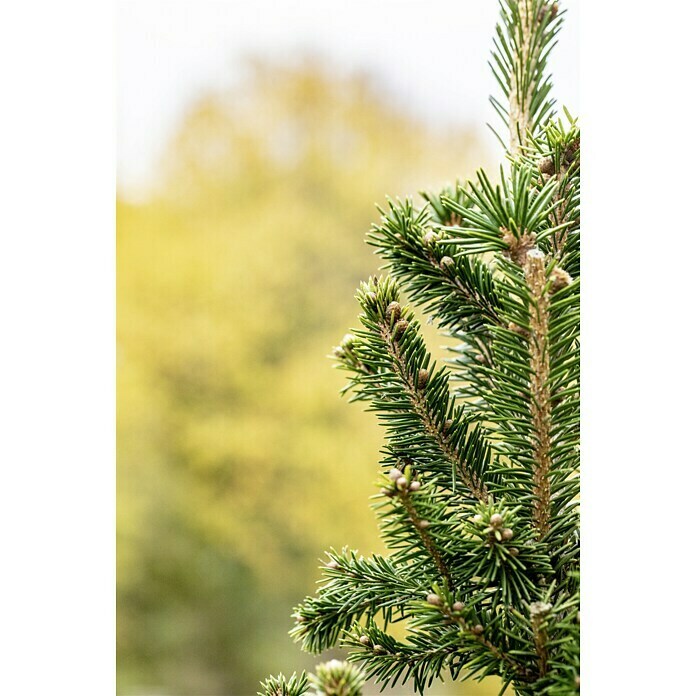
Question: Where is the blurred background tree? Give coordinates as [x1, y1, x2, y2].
[117, 60, 494, 695]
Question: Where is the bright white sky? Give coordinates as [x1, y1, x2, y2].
[118, 0, 579, 193]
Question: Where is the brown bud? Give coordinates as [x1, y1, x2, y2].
[472, 624, 484, 636]
[325, 560, 339, 570]
[408, 480, 421, 492]
[439, 256, 455, 271]
[417, 368, 429, 389]
[452, 601, 465, 612]
[539, 157, 555, 176]
[427, 593, 442, 606]
[417, 519, 430, 529]
[393, 319, 409, 339]
[388, 468, 402, 481]
[509, 547, 520, 557]
[502, 528, 514, 541]
[359, 635, 371, 646]
[490, 513, 504, 527]
[373, 644, 386, 654]
[396, 476, 408, 490]
[550, 267, 573, 293]
[380, 487, 396, 498]
[386, 301, 401, 322]
[565, 137, 580, 164]
[472, 514, 483, 524]
[423, 231, 438, 245]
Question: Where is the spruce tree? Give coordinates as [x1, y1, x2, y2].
[261, 1, 579, 693]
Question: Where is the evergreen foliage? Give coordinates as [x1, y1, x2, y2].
[259, 661, 366, 696]
[262, 1, 579, 693]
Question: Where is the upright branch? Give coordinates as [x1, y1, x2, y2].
[526, 116, 581, 265]
[524, 250, 552, 537]
[530, 601, 552, 678]
[262, 1, 580, 693]
[490, 0, 563, 154]
[508, 0, 535, 154]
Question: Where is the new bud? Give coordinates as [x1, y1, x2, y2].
[386, 301, 401, 322]
[539, 157, 555, 176]
[439, 256, 455, 271]
[550, 267, 573, 293]
[490, 513, 504, 527]
[393, 319, 409, 339]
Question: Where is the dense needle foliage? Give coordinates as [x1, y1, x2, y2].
[261, 1, 579, 694]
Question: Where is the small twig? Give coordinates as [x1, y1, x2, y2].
[379, 322, 489, 502]
[400, 493, 453, 589]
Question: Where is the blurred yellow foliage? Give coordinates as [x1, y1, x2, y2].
[118, 59, 497, 695]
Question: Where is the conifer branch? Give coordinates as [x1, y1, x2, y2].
[345, 623, 466, 694]
[549, 140, 579, 254]
[264, 2, 579, 692]
[414, 594, 537, 684]
[400, 490, 454, 589]
[529, 601, 551, 677]
[377, 466, 457, 588]
[336, 277, 492, 502]
[291, 550, 428, 654]
[453, 615, 535, 683]
[368, 198, 503, 334]
[491, 1, 563, 155]
[259, 671, 310, 696]
[260, 662, 367, 696]
[524, 250, 552, 537]
[508, 0, 535, 155]
[377, 318, 489, 502]
[523, 115, 580, 266]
